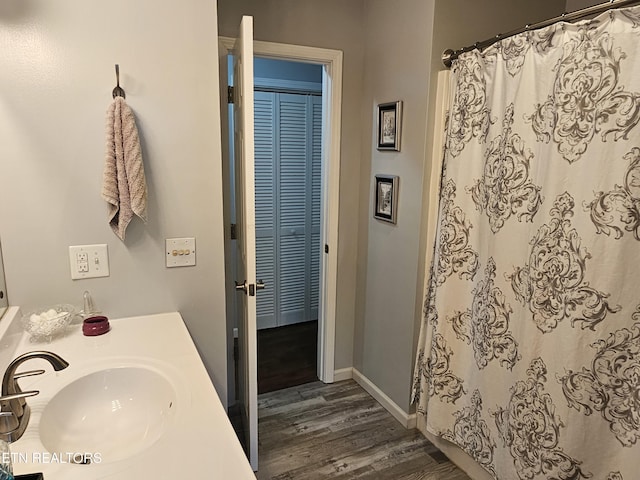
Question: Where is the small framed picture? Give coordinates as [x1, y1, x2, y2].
[374, 175, 399, 224]
[377, 101, 403, 151]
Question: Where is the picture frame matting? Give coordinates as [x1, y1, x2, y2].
[376, 101, 403, 151]
[374, 174, 399, 224]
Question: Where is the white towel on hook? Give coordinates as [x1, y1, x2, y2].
[102, 96, 147, 241]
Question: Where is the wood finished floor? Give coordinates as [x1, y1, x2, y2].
[258, 320, 318, 394]
[256, 380, 471, 480]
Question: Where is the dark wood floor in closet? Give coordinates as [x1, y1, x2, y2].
[257, 320, 318, 394]
[257, 380, 471, 480]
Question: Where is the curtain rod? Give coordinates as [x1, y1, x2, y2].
[442, 0, 640, 67]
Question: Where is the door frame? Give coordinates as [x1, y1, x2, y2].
[220, 37, 343, 387]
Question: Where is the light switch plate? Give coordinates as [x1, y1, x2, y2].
[166, 238, 196, 267]
[69, 244, 110, 280]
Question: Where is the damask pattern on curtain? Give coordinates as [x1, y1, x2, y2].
[413, 6, 640, 480]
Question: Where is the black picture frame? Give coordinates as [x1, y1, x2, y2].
[376, 101, 403, 151]
[374, 175, 399, 224]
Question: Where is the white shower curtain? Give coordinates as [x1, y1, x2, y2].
[413, 6, 640, 480]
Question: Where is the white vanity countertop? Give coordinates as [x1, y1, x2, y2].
[0, 307, 255, 480]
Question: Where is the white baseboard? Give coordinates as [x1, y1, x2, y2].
[406, 412, 417, 429]
[351, 368, 416, 429]
[333, 367, 353, 382]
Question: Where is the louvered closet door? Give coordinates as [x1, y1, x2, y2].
[309, 97, 321, 320]
[254, 91, 277, 329]
[254, 91, 321, 330]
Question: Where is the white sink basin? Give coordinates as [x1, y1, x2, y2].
[39, 366, 177, 463]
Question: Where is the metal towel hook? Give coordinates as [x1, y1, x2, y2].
[112, 64, 126, 99]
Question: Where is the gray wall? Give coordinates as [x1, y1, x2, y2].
[353, 0, 436, 413]
[354, 0, 567, 412]
[254, 58, 322, 83]
[218, 0, 366, 372]
[0, 0, 229, 404]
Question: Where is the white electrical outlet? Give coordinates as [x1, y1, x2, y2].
[166, 238, 196, 267]
[69, 244, 110, 280]
[76, 252, 89, 272]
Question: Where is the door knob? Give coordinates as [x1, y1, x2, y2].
[236, 280, 265, 296]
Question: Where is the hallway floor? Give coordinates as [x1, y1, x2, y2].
[256, 380, 471, 480]
[258, 320, 318, 394]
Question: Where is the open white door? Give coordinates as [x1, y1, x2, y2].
[219, 36, 343, 387]
[232, 16, 259, 471]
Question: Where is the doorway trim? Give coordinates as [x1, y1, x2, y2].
[220, 37, 343, 384]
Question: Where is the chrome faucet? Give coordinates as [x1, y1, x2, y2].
[0, 351, 69, 442]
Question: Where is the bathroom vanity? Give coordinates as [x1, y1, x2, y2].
[0, 308, 255, 479]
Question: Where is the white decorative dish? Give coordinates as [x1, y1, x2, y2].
[21, 304, 75, 342]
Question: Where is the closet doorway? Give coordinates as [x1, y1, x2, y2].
[220, 30, 343, 469]
[253, 58, 322, 393]
[221, 41, 342, 400]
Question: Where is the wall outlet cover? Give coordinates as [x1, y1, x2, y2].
[69, 244, 110, 280]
